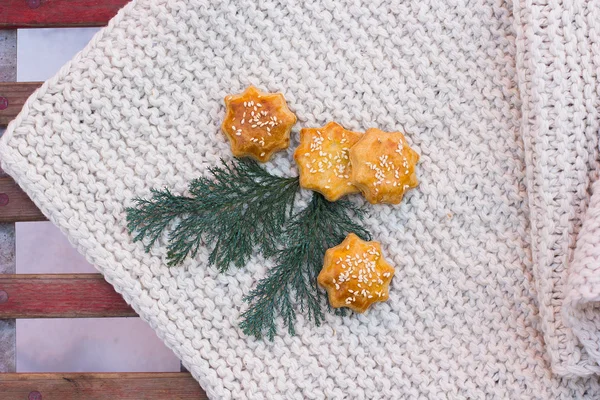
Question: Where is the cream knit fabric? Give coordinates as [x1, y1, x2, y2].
[515, 0, 600, 379]
[2, 0, 600, 398]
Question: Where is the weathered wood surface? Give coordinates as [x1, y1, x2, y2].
[0, 224, 16, 373]
[0, 274, 136, 318]
[0, 27, 17, 375]
[0, 372, 207, 399]
[0, 0, 130, 29]
[0, 177, 47, 222]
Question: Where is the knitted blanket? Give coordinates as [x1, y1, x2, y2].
[2, 0, 600, 398]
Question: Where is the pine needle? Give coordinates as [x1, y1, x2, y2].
[125, 159, 299, 270]
[240, 192, 372, 340]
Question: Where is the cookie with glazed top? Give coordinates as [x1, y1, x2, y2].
[222, 86, 297, 162]
[317, 233, 395, 313]
[349, 128, 419, 204]
[294, 122, 362, 201]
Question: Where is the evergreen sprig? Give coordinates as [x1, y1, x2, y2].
[240, 192, 372, 340]
[126, 158, 372, 338]
[126, 159, 299, 270]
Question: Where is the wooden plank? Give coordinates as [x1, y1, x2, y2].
[0, 0, 130, 29]
[0, 274, 136, 318]
[0, 176, 47, 223]
[0, 27, 17, 375]
[0, 372, 207, 399]
[0, 82, 41, 126]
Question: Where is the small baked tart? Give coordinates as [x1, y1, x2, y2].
[317, 233, 395, 313]
[349, 128, 419, 204]
[222, 86, 297, 162]
[294, 122, 362, 201]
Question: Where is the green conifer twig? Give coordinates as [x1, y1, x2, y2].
[126, 158, 372, 338]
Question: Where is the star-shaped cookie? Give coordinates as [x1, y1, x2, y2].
[317, 233, 395, 313]
[294, 122, 362, 201]
[349, 128, 419, 204]
[222, 86, 297, 162]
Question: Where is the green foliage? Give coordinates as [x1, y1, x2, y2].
[126, 158, 372, 339]
[126, 159, 299, 270]
[239, 192, 372, 340]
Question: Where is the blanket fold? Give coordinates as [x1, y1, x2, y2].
[514, 0, 600, 377]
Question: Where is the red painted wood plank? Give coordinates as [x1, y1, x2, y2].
[0, 372, 207, 399]
[0, 274, 136, 318]
[0, 177, 47, 223]
[0, 0, 130, 29]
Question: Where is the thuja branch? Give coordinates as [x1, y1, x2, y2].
[240, 192, 372, 340]
[126, 159, 299, 270]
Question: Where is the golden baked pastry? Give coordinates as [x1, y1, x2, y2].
[294, 122, 362, 201]
[317, 233, 395, 313]
[349, 128, 419, 204]
[222, 86, 297, 162]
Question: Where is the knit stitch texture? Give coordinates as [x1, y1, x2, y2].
[2, 0, 600, 398]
